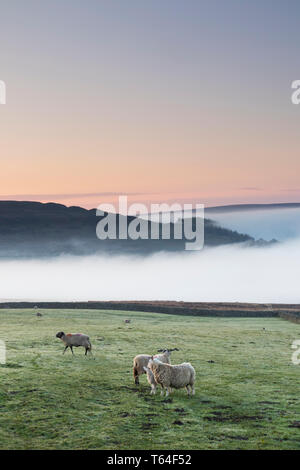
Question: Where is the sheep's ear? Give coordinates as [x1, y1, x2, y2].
[143, 366, 148, 372]
[157, 349, 163, 352]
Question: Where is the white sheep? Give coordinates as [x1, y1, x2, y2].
[56, 331, 92, 356]
[143, 366, 157, 394]
[148, 357, 195, 397]
[133, 348, 178, 385]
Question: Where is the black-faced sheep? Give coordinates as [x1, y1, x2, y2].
[148, 357, 195, 397]
[133, 348, 179, 385]
[56, 332, 92, 356]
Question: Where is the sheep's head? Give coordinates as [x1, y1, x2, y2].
[56, 331, 65, 339]
[147, 356, 154, 369]
[148, 356, 163, 369]
[157, 348, 179, 354]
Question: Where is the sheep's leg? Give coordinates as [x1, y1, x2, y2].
[133, 367, 139, 385]
[160, 386, 164, 396]
[191, 385, 195, 396]
[70, 346, 74, 355]
[63, 346, 68, 354]
[165, 388, 170, 397]
[186, 385, 191, 395]
[150, 384, 156, 395]
[86, 342, 93, 356]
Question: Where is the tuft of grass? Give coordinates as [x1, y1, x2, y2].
[0, 308, 299, 449]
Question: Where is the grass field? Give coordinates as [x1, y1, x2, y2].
[0, 308, 299, 450]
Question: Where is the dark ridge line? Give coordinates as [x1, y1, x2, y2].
[205, 202, 300, 213]
[0, 301, 299, 322]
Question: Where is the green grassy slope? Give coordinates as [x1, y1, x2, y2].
[0, 309, 299, 450]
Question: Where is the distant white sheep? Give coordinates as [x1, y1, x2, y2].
[148, 357, 195, 397]
[133, 348, 179, 385]
[56, 331, 92, 356]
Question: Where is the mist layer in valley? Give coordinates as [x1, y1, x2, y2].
[207, 207, 300, 242]
[1, 238, 300, 304]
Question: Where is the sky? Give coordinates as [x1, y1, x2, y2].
[1, 0, 300, 209]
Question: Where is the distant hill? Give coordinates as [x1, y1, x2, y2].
[205, 203, 300, 214]
[0, 201, 272, 258]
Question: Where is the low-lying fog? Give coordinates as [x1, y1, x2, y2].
[208, 208, 300, 241]
[1, 238, 300, 303]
